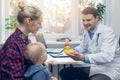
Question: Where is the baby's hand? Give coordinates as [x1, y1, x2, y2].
[46, 60, 56, 66]
[50, 76, 58, 80]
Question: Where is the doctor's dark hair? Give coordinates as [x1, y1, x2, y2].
[17, 1, 42, 24]
[82, 7, 99, 18]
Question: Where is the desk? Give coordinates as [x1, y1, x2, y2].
[46, 54, 95, 80]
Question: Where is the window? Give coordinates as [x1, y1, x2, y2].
[26, 0, 80, 40]
[26, 0, 103, 40]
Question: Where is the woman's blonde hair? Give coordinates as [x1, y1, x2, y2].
[17, 1, 42, 23]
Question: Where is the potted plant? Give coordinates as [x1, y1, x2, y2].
[5, 15, 18, 34]
[96, 3, 106, 21]
[89, 2, 106, 21]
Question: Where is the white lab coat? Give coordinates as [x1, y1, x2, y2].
[75, 23, 120, 80]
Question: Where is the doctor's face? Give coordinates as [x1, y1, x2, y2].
[82, 14, 98, 31]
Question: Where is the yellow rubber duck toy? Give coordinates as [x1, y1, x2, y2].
[64, 46, 75, 54]
[64, 39, 75, 54]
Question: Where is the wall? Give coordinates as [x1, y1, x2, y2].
[113, 0, 120, 37]
[0, 0, 2, 43]
[104, 0, 120, 37]
[0, 0, 10, 43]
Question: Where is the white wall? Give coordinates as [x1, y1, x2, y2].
[113, 0, 120, 37]
[0, 0, 2, 43]
[0, 0, 10, 43]
[104, 0, 120, 37]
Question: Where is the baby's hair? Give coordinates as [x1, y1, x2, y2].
[25, 42, 46, 64]
[17, 1, 42, 23]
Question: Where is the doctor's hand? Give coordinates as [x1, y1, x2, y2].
[67, 51, 84, 61]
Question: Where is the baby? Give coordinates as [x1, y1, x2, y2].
[24, 42, 57, 80]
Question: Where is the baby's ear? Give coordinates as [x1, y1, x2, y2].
[39, 56, 43, 61]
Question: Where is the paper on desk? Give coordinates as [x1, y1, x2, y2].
[46, 48, 63, 53]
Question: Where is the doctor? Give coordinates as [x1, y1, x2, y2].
[60, 7, 120, 80]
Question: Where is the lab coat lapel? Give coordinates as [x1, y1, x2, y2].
[88, 23, 103, 53]
[92, 23, 102, 40]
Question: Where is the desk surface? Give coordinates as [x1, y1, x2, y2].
[46, 54, 84, 64]
[46, 54, 95, 67]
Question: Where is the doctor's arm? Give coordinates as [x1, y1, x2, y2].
[68, 34, 90, 62]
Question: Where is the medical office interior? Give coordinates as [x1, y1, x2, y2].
[0, 0, 120, 79]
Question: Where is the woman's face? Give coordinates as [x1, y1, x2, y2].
[28, 17, 42, 34]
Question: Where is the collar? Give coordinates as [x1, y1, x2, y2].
[14, 28, 30, 43]
[89, 22, 99, 34]
[15, 28, 28, 40]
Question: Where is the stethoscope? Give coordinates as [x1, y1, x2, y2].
[96, 33, 100, 46]
[83, 33, 100, 47]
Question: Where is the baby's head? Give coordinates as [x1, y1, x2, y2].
[25, 42, 47, 65]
